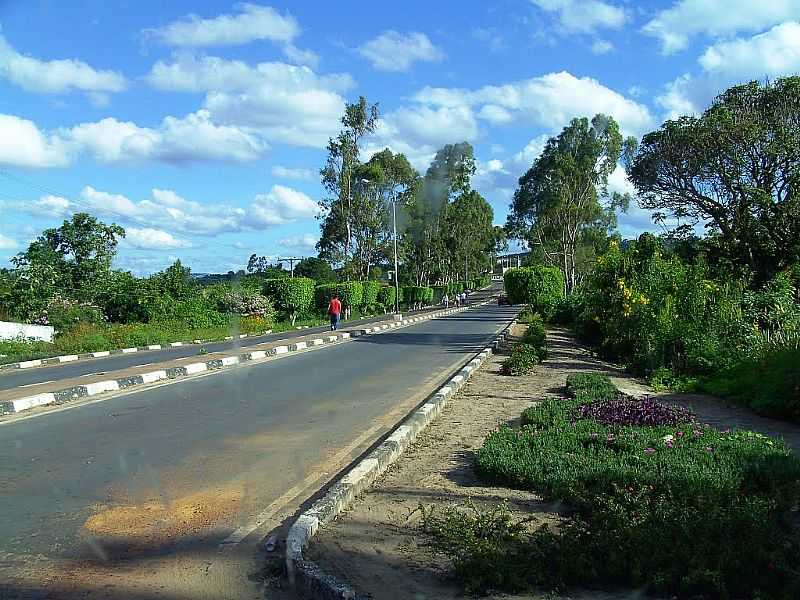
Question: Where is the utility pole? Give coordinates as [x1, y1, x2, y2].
[278, 257, 302, 277]
[392, 199, 400, 315]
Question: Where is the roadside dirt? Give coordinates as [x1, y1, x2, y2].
[306, 326, 800, 599]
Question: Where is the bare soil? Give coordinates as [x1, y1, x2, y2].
[306, 326, 800, 599]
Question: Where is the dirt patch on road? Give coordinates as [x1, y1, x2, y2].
[82, 486, 244, 555]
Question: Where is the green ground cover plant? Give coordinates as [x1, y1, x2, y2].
[501, 314, 548, 375]
[424, 373, 800, 598]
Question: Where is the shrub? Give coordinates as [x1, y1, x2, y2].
[377, 285, 397, 312]
[264, 277, 315, 325]
[315, 281, 364, 311]
[216, 290, 275, 320]
[402, 286, 434, 309]
[35, 296, 107, 332]
[503, 266, 565, 319]
[500, 343, 546, 375]
[467, 374, 800, 599]
[520, 316, 546, 347]
[565, 372, 619, 400]
[361, 280, 381, 309]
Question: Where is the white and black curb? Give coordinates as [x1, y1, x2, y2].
[1, 302, 494, 416]
[0, 330, 275, 372]
[284, 315, 517, 600]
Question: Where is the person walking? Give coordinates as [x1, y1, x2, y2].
[442, 293, 449, 308]
[328, 294, 342, 331]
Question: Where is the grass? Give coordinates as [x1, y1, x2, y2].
[423, 373, 800, 599]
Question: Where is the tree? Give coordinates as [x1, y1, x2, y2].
[294, 257, 336, 283]
[446, 190, 501, 282]
[318, 96, 380, 269]
[402, 142, 477, 285]
[627, 76, 800, 282]
[507, 115, 629, 294]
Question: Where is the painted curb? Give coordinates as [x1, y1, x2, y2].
[1, 301, 495, 416]
[284, 314, 517, 600]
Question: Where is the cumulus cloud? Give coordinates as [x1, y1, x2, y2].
[67, 110, 267, 164]
[415, 71, 653, 136]
[530, 0, 627, 34]
[0, 233, 17, 250]
[0, 34, 126, 95]
[656, 22, 800, 122]
[146, 55, 352, 148]
[144, 3, 299, 47]
[0, 114, 72, 168]
[250, 185, 318, 226]
[278, 233, 319, 252]
[642, 0, 800, 54]
[698, 21, 800, 78]
[271, 165, 315, 180]
[123, 227, 191, 250]
[357, 31, 444, 72]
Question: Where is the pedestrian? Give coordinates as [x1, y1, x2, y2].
[454, 292, 460, 307]
[442, 293, 449, 308]
[328, 294, 342, 331]
[461, 291, 468, 306]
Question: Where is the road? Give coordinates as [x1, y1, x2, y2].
[0, 307, 445, 392]
[0, 302, 516, 600]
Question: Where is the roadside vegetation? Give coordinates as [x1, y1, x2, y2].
[424, 373, 800, 599]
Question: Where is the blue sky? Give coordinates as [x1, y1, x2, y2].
[1, 0, 798, 274]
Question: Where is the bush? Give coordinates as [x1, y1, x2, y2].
[520, 315, 546, 347]
[361, 280, 381, 310]
[503, 266, 564, 319]
[315, 281, 364, 311]
[500, 343, 546, 375]
[35, 296, 107, 332]
[402, 286, 434, 309]
[215, 289, 275, 320]
[264, 277, 315, 325]
[466, 374, 800, 599]
[376, 285, 397, 312]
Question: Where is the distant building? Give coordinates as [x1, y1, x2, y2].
[495, 251, 530, 273]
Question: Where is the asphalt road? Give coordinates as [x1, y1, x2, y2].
[0, 302, 516, 599]
[0, 306, 446, 392]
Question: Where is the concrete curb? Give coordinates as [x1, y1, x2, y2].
[1, 302, 494, 416]
[0, 330, 274, 372]
[284, 315, 517, 600]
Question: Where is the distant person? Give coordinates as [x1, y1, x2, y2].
[442, 293, 449, 308]
[461, 291, 468, 306]
[328, 294, 342, 331]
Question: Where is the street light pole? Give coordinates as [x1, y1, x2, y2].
[392, 198, 400, 315]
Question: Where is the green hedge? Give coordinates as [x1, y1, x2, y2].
[315, 281, 364, 310]
[403, 286, 434, 306]
[361, 280, 381, 308]
[263, 277, 315, 325]
[377, 285, 397, 311]
[503, 266, 564, 319]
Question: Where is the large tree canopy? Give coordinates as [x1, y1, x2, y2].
[628, 76, 800, 281]
[507, 114, 628, 293]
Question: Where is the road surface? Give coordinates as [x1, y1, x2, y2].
[0, 302, 516, 600]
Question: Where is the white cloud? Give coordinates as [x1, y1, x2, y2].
[250, 185, 318, 226]
[67, 110, 267, 164]
[642, 0, 800, 54]
[606, 165, 636, 197]
[0, 34, 126, 95]
[123, 227, 191, 250]
[530, 0, 627, 34]
[698, 21, 800, 78]
[144, 3, 299, 47]
[415, 71, 653, 136]
[656, 73, 701, 119]
[0, 233, 17, 250]
[23, 194, 72, 217]
[357, 31, 444, 72]
[146, 55, 352, 148]
[271, 165, 315, 180]
[591, 39, 613, 54]
[278, 233, 318, 253]
[282, 44, 319, 67]
[0, 114, 72, 168]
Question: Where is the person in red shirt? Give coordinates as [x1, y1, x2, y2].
[328, 294, 342, 330]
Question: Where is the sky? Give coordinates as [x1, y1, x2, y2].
[1, 0, 798, 275]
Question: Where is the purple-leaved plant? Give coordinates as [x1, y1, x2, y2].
[577, 394, 695, 427]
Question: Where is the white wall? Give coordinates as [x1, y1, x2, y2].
[0, 321, 55, 343]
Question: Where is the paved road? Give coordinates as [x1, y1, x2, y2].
[0, 302, 515, 599]
[0, 306, 447, 392]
